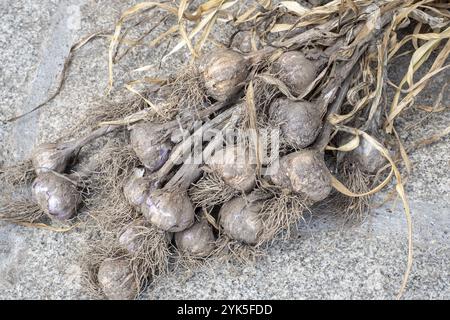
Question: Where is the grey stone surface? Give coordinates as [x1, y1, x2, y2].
[0, 0, 449, 300]
[9, 0, 84, 160]
[149, 201, 449, 300]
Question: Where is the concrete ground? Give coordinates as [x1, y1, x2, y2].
[0, 0, 448, 299]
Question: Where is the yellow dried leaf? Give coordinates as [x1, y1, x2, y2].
[406, 38, 440, 87]
[179, 22, 196, 57]
[178, 0, 190, 22]
[131, 65, 154, 73]
[166, 0, 236, 58]
[325, 135, 360, 152]
[393, 128, 412, 175]
[149, 25, 179, 47]
[195, 13, 218, 54]
[331, 126, 412, 299]
[387, 38, 450, 132]
[270, 23, 294, 33]
[124, 83, 165, 118]
[108, 2, 178, 93]
[280, 1, 310, 16]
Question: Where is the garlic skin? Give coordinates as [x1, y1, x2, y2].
[175, 220, 215, 257]
[97, 258, 138, 300]
[32, 143, 73, 174]
[207, 145, 257, 192]
[32, 172, 81, 220]
[198, 49, 250, 101]
[118, 219, 171, 253]
[118, 219, 147, 254]
[351, 137, 386, 174]
[270, 150, 332, 202]
[272, 51, 317, 96]
[141, 190, 195, 232]
[123, 168, 152, 208]
[269, 98, 322, 149]
[130, 122, 173, 173]
[219, 197, 263, 245]
[231, 31, 261, 53]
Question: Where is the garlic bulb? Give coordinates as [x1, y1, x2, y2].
[272, 51, 317, 96]
[270, 150, 332, 202]
[123, 168, 153, 208]
[207, 145, 257, 192]
[141, 190, 195, 232]
[32, 143, 74, 174]
[175, 219, 215, 257]
[350, 137, 386, 174]
[32, 172, 81, 220]
[97, 258, 138, 300]
[198, 49, 250, 101]
[219, 197, 263, 245]
[269, 97, 322, 149]
[130, 122, 173, 172]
